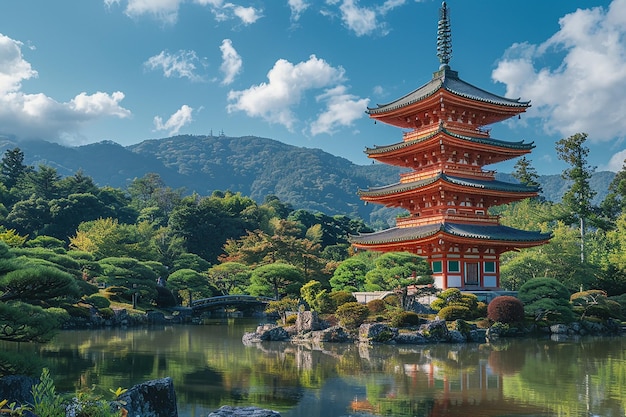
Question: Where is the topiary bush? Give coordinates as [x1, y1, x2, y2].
[84, 294, 111, 309]
[431, 288, 481, 319]
[518, 277, 575, 322]
[330, 291, 357, 310]
[487, 296, 525, 324]
[367, 299, 386, 314]
[438, 305, 470, 320]
[335, 302, 369, 329]
[390, 311, 422, 328]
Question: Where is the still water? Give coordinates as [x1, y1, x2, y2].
[2, 319, 626, 417]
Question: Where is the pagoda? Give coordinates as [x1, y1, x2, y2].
[351, 2, 551, 290]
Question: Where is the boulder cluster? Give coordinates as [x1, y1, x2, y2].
[243, 311, 624, 346]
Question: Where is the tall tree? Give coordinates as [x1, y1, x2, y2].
[248, 263, 304, 300]
[555, 133, 596, 262]
[0, 148, 30, 190]
[512, 156, 542, 192]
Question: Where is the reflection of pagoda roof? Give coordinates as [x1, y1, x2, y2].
[350, 222, 551, 245]
[365, 126, 534, 155]
[367, 68, 529, 115]
[359, 173, 538, 197]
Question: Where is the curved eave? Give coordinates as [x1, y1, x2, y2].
[350, 222, 551, 246]
[364, 127, 534, 156]
[358, 173, 539, 198]
[367, 69, 530, 116]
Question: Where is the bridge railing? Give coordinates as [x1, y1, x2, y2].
[190, 295, 275, 308]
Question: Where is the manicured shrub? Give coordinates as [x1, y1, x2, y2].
[65, 305, 91, 319]
[330, 291, 357, 309]
[84, 294, 111, 309]
[98, 307, 115, 319]
[571, 290, 622, 320]
[367, 299, 386, 314]
[335, 302, 369, 329]
[487, 296, 524, 324]
[518, 277, 575, 322]
[390, 311, 422, 328]
[431, 288, 481, 319]
[438, 305, 470, 321]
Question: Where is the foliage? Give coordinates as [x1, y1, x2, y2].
[430, 288, 480, 319]
[248, 263, 304, 300]
[84, 295, 111, 309]
[265, 297, 299, 325]
[438, 305, 471, 321]
[329, 290, 357, 310]
[389, 311, 422, 328]
[31, 368, 65, 417]
[207, 262, 250, 295]
[364, 252, 431, 291]
[329, 256, 369, 292]
[0, 266, 80, 303]
[300, 280, 333, 313]
[166, 268, 213, 306]
[487, 296, 525, 324]
[518, 277, 575, 322]
[335, 302, 369, 330]
[366, 299, 386, 314]
[570, 290, 620, 320]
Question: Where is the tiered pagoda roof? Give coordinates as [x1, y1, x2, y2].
[351, 222, 551, 247]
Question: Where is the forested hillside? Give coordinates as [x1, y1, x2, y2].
[0, 135, 613, 227]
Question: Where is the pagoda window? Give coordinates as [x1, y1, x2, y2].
[432, 261, 443, 273]
[476, 210, 485, 215]
[448, 260, 460, 273]
[447, 208, 456, 214]
[484, 262, 496, 273]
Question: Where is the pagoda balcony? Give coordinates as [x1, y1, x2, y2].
[396, 210, 500, 228]
[399, 166, 496, 183]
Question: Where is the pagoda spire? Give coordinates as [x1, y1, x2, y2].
[436, 1, 452, 69]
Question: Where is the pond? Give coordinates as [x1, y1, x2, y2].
[2, 320, 626, 417]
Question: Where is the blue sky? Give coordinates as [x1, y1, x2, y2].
[0, 0, 623, 176]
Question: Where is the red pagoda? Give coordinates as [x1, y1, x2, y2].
[351, 2, 550, 290]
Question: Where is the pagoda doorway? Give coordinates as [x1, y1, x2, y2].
[465, 262, 479, 286]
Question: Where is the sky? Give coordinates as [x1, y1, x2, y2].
[0, 0, 624, 176]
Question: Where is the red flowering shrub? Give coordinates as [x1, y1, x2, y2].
[487, 295, 525, 324]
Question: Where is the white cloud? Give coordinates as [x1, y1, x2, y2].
[338, 0, 379, 37]
[153, 104, 194, 135]
[232, 5, 262, 25]
[108, 0, 262, 25]
[0, 34, 37, 95]
[492, 0, 626, 144]
[288, 0, 309, 21]
[124, 0, 183, 24]
[220, 39, 242, 85]
[0, 33, 130, 142]
[227, 55, 346, 130]
[602, 149, 626, 172]
[144, 50, 204, 81]
[193, 0, 262, 25]
[310, 85, 369, 135]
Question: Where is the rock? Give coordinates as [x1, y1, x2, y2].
[310, 326, 351, 343]
[550, 324, 569, 334]
[118, 377, 178, 417]
[394, 332, 427, 344]
[208, 405, 281, 417]
[242, 324, 290, 344]
[419, 319, 449, 342]
[295, 311, 321, 333]
[447, 330, 466, 343]
[0, 375, 37, 406]
[358, 323, 396, 343]
[467, 329, 487, 343]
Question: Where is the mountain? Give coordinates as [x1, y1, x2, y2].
[0, 135, 615, 224]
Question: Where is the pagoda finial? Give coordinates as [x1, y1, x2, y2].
[437, 1, 452, 69]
